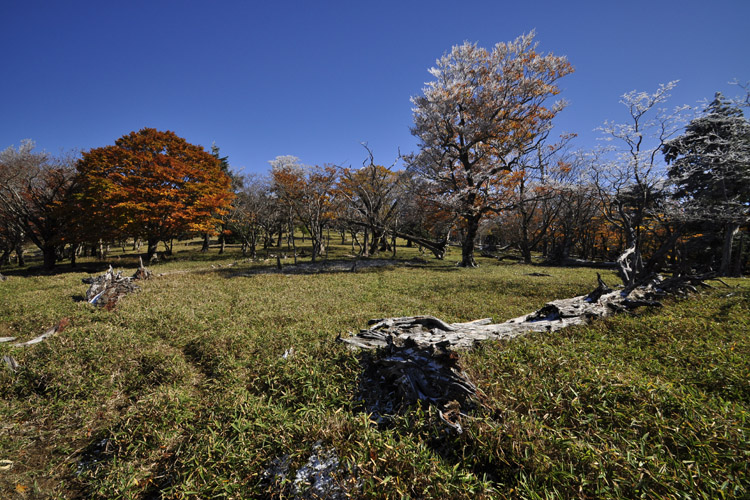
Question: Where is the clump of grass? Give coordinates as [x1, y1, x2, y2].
[0, 241, 747, 498]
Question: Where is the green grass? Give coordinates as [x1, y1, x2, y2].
[0, 240, 748, 499]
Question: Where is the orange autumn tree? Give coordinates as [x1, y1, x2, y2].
[407, 32, 573, 267]
[76, 128, 233, 259]
[337, 161, 402, 257]
[270, 156, 337, 263]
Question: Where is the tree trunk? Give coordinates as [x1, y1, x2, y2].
[291, 226, 297, 264]
[15, 244, 25, 266]
[311, 227, 325, 263]
[731, 231, 744, 277]
[368, 230, 383, 256]
[201, 233, 210, 252]
[147, 238, 159, 260]
[460, 216, 480, 267]
[720, 223, 740, 276]
[42, 244, 57, 270]
[250, 232, 257, 259]
[70, 243, 79, 268]
[520, 238, 532, 265]
[0, 248, 10, 266]
[519, 193, 532, 264]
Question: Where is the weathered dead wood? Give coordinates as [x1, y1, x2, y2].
[82, 261, 152, 310]
[3, 355, 19, 372]
[132, 257, 152, 280]
[340, 274, 708, 425]
[549, 258, 619, 270]
[340, 274, 702, 352]
[13, 318, 70, 347]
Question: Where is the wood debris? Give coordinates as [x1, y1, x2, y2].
[3, 355, 19, 372]
[82, 259, 151, 310]
[340, 274, 704, 351]
[13, 318, 70, 347]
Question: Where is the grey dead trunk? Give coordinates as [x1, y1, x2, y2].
[720, 223, 740, 276]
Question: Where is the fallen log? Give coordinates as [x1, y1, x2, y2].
[339, 274, 703, 351]
[339, 273, 708, 426]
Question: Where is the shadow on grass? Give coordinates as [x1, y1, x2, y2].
[0, 261, 116, 278]
[219, 257, 458, 279]
[712, 288, 750, 323]
[351, 348, 522, 488]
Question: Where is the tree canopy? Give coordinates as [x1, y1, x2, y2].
[664, 93, 750, 275]
[0, 140, 78, 269]
[76, 128, 234, 258]
[408, 31, 573, 267]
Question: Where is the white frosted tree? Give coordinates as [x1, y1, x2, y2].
[664, 92, 750, 275]
[407, 32, 573, 267]
[590, 82, 688, 285]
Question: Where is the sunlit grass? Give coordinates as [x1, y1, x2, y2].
[0, 240, 747, 498]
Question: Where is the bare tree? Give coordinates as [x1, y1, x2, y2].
[509, 133, 575, 263]
[590, 82, 688, 285]
[337, 145, 403, 256]
[270, 156, 337, 263]
[0, 140, 78, 269]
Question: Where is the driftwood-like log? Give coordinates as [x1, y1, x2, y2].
[340, 274, 707, 425]
[340, 274, 701, 351]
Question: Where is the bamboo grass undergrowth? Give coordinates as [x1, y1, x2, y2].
[1, 240, 748, 498]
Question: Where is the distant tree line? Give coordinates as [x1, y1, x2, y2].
[1, 34, 748, 276]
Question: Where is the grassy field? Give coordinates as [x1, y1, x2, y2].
[0, 240, 748, 499]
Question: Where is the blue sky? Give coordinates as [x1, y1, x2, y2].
[2, 0, 748, 175]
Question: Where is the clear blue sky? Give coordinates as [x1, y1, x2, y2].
[2, 0, 748, 175]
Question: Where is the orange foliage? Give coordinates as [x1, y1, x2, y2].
[76, 128, 233, 243]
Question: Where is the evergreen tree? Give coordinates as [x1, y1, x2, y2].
[664, 93, 750, 275]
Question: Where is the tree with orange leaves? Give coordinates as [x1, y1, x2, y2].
[337, 149, 403, 257]
[270, 156, 337, 262]
[407, 32, 573, 267]
[76, 128, 233, 259]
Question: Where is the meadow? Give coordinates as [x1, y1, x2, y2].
[0, 240, 748, 499]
